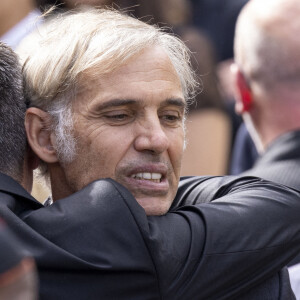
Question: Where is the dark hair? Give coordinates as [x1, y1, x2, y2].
[0, 43, 27, 182]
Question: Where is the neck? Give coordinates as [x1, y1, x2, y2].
[21, 160, 34, 194]
[248, 102, 300, 152]
[49, 163, 74, 201]
[260, 124, 300, 150]
[243, 113, 264, 153]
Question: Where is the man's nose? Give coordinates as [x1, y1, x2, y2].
[134, 117, 170, 154]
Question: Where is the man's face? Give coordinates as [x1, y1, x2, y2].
[55, 47, 185, 215]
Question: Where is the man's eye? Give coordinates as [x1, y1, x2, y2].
[160, 112, 182, 125]
[106, 114, 128, 120]
[103, 111, 134, 125]
[160, 111, 182, 127]
[164, 115, 180, 121]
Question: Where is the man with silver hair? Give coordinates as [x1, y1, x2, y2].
[232, 0, 300, 296]
[21, 8, 198, 215]
[6, 7, 299, 299]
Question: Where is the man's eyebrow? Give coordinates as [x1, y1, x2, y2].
[95, 99, 137, 110]
[94, 98, 186, 110]
[161, 98, 186, 110]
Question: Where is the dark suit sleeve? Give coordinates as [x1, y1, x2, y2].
[172, 175, 272, 206]
[112, 176, 300, 299]
[23, 177, 300, 300]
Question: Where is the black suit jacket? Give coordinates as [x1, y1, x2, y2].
[242, 130, 300, 191]
[243, 130, 300, 267]
[0, 173, 299, 299]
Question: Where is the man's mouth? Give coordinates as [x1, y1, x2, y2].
[130, 172, 162, 183]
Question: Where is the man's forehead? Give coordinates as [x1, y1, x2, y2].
[79, 46, 179, 83]
[75, 48, 184, 106]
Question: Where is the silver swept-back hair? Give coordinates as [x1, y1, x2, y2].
[18, 8, 199, 172]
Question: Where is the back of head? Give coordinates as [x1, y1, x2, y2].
[0, 43, 26, 182]
[234, 0, 300, 91]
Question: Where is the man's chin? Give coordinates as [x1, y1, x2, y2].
[136, 197, 171, 216]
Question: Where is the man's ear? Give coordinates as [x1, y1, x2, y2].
[25, 108, 58, 163]
[231, 64, 253, 114]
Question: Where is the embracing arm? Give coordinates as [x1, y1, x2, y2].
[116, 176, 300, 299]
[22, 176, 300, 299]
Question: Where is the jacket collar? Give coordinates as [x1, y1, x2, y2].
[256, 130, 300, 165]
[0, 172, 43, 207]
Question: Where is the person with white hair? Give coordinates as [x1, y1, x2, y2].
[20, 8, 199, 214]
[0, 8, 296, 299]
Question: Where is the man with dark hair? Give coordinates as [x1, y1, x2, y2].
[0, 43, 27, 181]
[0, 11, 299, 299]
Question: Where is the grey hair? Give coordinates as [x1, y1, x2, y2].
[18, 8, 198, 172]
[48, 104, 76, 163]
[0, 42, 27, 182]
[37, 91, 77, 176]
